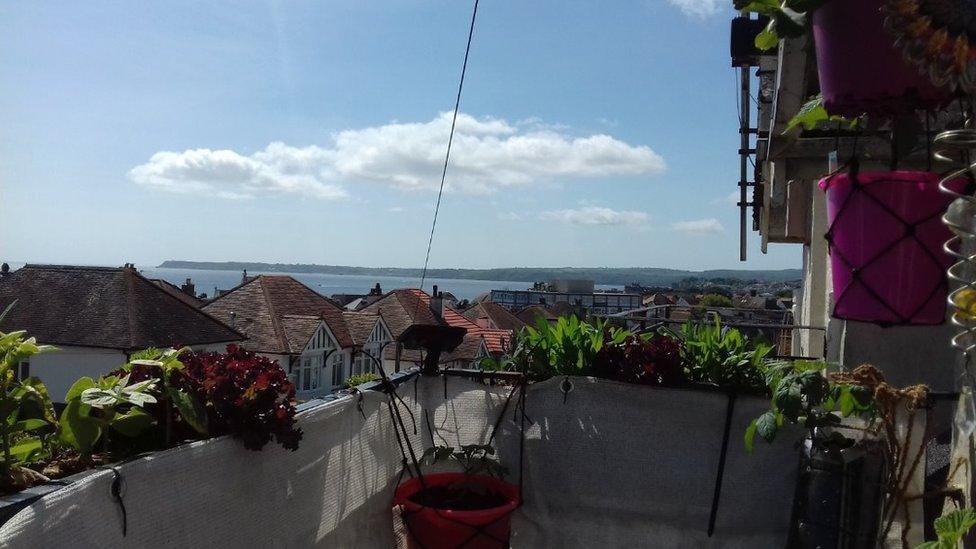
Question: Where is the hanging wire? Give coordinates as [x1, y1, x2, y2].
[418, 0, 480, 292]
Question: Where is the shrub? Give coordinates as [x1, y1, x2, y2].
[699, 294, 733, 308]
[680, 319, 771, 393]
[180, 345, 302, 451]
[344, 372, 380, 388]
[592, 332, 684, 386]
[513, 316, 630, 379]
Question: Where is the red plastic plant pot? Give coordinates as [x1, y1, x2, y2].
[811, 0, 948, 117]
[820, 170, 966, 325]
[394, 472, 520, 549]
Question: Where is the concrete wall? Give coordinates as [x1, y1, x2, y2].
[28, 346, 128, 403]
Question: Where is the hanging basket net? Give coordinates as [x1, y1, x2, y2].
[821, 170, 964, 325]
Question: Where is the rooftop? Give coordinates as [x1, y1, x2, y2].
[0, 264, 242, 350]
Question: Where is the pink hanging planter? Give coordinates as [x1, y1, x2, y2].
[811, 0, 948, 117]
[820, 170, 966, 325]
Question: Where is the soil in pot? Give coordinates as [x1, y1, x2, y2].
[408, 480, 509, 511]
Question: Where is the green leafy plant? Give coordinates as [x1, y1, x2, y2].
[917, 508, 976, 549]
[59, 374, 158, 458]
[735, 0, 829, 51]
[344, 372, 380, 388]
[117, 348, 208, 443]
[511, 316, 630, 379]
[784, 94, 860, 133]
[744, 360, 876, 452]
[0, 305, 59, 489]
[680, 319, 772, 392]
[421, 444, 508, 478]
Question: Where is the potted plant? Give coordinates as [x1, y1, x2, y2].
[820, 169, 966, 325]
[736, 0, 948, 116]
[812, 0, 947, 116]
[394, 445, 520, 549]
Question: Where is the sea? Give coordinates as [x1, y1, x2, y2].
[3, 262, 623, 300]
[139, 266, 621, 301]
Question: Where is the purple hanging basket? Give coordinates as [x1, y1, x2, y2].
[811, 0, 948, 117]
[820, 170, 965, 325]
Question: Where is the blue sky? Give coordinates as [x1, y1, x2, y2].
[0, 0, 800, 271]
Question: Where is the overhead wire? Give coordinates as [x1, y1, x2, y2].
[418, 0, 480, 293]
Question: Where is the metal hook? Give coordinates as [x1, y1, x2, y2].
[356, 391, 366, 420]
[560, 376, 574, 404]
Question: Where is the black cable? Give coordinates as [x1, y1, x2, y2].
[418, 0, 480, 292]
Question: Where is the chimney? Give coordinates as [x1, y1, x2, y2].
[242, 269, 248, 284]
[429, 292, 444, 319]
[432, 284, 439, 297]
[181, 278, 196, 297]
[229, 311, 236, 328]
[0, 263, 8, 277]
[370, 282, 382, 296]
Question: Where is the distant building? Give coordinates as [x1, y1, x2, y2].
[489, 284, 641, 316]
[364, 288, 513, 370]
[461, 301, 526, 332]
[516, 304, 559, 326]
[0, 265, 244, 402]
[202, 275, 392, 398]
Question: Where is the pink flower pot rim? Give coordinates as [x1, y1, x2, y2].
[394, 472, 521, 520]
[819, 170, 945, 192]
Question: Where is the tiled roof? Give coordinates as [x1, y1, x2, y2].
[342, 311, 381, 346]
[0, 265, 243, 350]
[442, 333, 486, 363]
[280, 315, 323, 354]
[516, 304, 559, 325]
[363, 289, 512, 355]
[151, 278, 204, 308]
[461, 301, 526, 332]
[361, 289, 442, 339]
[203, 275, 352, 354]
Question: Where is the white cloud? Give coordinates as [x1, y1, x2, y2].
[710, 190, 740, 206]
[540, 207, 649, 226]
[128, 112, 665, 200]
[671, 218, 725, 235]
[666, 0, 724, 18]
[387, 206, 406, 213]
[498, 211, 524, 221]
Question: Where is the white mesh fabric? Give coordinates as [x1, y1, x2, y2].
[0, 390, 403, 548]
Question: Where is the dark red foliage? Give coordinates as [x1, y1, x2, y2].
[180, 345, 303, 451]
[592, 332, 685, 386]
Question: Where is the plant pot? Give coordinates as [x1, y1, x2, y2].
[811, 0, 947, 117]
[820, 170, 965, 325]
[394, 472, 520, 549]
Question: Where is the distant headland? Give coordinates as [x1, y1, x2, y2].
[157, 260, 802, 287]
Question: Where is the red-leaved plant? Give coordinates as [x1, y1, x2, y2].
[120, 345, 302, 451]
[181, 345, 302, 451]
[592, 332, 685, 386]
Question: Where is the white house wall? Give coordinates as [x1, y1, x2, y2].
[29, 346, 128, 403]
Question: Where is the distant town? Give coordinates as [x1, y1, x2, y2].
[158, 260, 802, 287]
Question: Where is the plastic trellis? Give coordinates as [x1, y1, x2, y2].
[820, 169, 963, 325]
[393, 377, 526, 549]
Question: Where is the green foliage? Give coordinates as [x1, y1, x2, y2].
[344, 372, 380, 388]
[512, 316, 630, 379]
[784, 94, 859, 133]
[119, 347, 208, 438]
[699, 294, 733, 308]
[744, 360, 876, 452]
[421, 444, 508, 478]
[917, 508, 976, 549]
[735, 0, 830, 51]
[0, 307, 59, 484]
[58, 374, 159, 457]
[680, 319, 772, 392]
